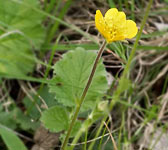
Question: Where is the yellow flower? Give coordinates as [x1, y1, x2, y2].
[95, 8, 138, 43]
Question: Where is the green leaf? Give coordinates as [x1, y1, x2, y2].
[0, 125, 27, 150]
[13, 108, 39, 131]
[0, 36, 35, 76]
[117, 77, 132, 94]
[49, 48, 108, 111]
[0, 0, 45, 48]
[93, 135, 114, 150]
[0, 106, 39, 131]
[23, 86, 58, 120]
[60, 120, 82, 142]
[108, 42, 128, 63]
[41, 105, 69, 132]
[70, 120, 82, 137]
[0, 0, 45, 76]
[91, 101, 109, 122]
[0, 112, 17, 130]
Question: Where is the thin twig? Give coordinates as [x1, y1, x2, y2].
[27, 82, 48, 109]
[19, 81, 42, 114]
[69, 129, 118, 146]
[103, 121, 118, 150]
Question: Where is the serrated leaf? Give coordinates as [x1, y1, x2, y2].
[0, 125, 27, 150]
[49, 48, 108, 111]
[41, 106, 69, 132]
[0, 0, 45, 76]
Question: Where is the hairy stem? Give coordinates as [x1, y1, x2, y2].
[61, 40, 107, 150]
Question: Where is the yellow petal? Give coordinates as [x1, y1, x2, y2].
[104, 9, 126, 41]
[115, 12, 127, 35]
[105, 8, 118, 21]
[113, 35, 125, 42]
[95, 10, 105, 34]
[117, 12, 126, 22]
[117, 12, 126, 27]
[95, 10, 110, 42]
[125, 20, 138, 39]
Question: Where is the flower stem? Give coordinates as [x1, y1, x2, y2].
[61, 40, 107, 150]
[88, 0, 154, 149]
